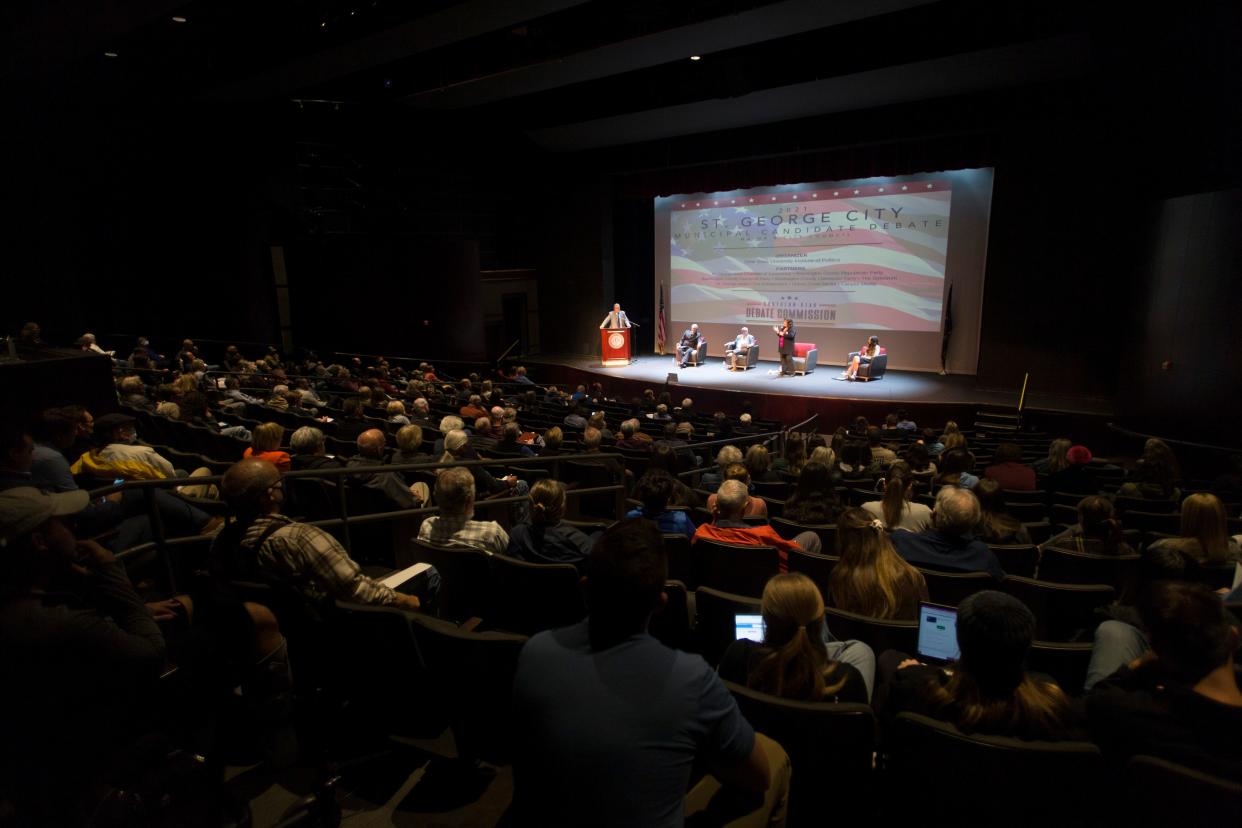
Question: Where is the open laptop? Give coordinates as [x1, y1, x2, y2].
[734, 613, 766, 643]
[916, 602, 960, 665]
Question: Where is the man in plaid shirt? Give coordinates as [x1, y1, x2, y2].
[219, 458, 423, 611]
[417, 466, 509, 555]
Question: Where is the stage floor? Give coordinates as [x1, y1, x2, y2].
[529, 355, 1113, 416]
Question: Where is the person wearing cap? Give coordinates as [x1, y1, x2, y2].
[888, 486, 1006, 580]
[0, 486, 167, 821]
[1046, 444, 1096, 495]
[875, 590, 1081, 741]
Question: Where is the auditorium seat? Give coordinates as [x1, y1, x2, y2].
[887, 712, 1103, 826]
[692, 538, 781, 597]
[770, 517, 836, 553]
[407, 614, 527, 767]
[411, 540, 492, 623]
[694, 586, 761, 666]
[487, 555, 585, 636]
[649, 580, 691, 651]
[1038, 546, 1140, 590]
[787, 547, 838, 597]
[916, 568, 994, 607]
[725, 682, 876, 823]
[824, 606, 918, 656]
[1124, 755, 1242, 825]
[1001, 576, 1114, 642]
[987, 544, 1039, 579]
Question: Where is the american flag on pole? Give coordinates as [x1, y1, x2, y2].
[655, 284, 666, 354]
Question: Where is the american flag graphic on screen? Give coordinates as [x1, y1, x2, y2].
[668, 181, 951, 332]
[656, 284, 666, 353]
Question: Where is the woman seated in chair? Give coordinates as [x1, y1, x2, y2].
[1146, 492, 1240, 564]
[972, 479, 1033, 545]
[507, 479, 594, 570]
[1044, 495, 1133, 556]
[876, 590, 1083, 740]
[782, 460, 844, 525]
[862, 464, 933, 534]
[841, 335, 881, 381]
[718, 573, 871, 703]
[829, 507, 928, 620]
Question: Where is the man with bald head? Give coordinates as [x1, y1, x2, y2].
[216, 458, 422, 610]
[691, 479, 821, 571]
[346, 429, 427, 512]
[889, 486, 1005, 580]
[599, 303, 631, 329]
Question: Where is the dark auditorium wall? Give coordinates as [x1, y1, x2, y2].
[3, 106, 281, 349]
[1116, 189, 1242, 444]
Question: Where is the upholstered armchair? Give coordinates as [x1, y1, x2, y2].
[857, 347, 888, 381]
[792, 343, 818, 375]
[725, 343, 760, 370]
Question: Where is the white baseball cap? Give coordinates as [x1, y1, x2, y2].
[0, 487, 90, 543]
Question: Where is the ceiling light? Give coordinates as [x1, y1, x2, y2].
[689, 55, 701, 61]
[104, 51, 118, 58]
[171, 16, 187, 23]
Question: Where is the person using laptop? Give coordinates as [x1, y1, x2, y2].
[874, 591, 1081, 741]
[717, 573, 871, 703]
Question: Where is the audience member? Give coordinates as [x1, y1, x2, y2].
[781, 461, 844, 525]
[507, 480, 594, 569]
[694, 480, 822, 569]
[744, 444, 781, 483]
[830, 508, 928, 620]
[417, 466, 509, 555]
[888, 487, 1005, 579]
[1147, 492, 1240, 564]
[863, 464, 932, 533]
[1046, 443, 1096, 494]
[877, 590, 1080, 740]
[705, 463, 769, 518]
[718, 573, 869, 703]
[243, 422, 292, 472]
[701, 445, 743, 491]
[512, 518, 790, 827]
[347, 429, 427, 510]
[289, 425, 344, 471]
[215, 459, 422, 610]
[626, 471, 695, 539]
[972, 479, 1033, 545]
[1087, 582, 1242, 777]
[983, 442, 1036, 490]
[1046, 495, 1134, 556]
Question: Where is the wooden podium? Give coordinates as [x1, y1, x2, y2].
[600, 328, 631, 366]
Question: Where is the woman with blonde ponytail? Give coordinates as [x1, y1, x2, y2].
[717, 573, 869, 703]
[862, 462, 932, 532]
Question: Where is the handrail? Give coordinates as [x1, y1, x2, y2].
[1106, 422, 1241, 455]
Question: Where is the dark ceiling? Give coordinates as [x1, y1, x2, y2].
[8, 0, 1186, 153]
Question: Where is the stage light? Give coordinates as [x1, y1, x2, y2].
[689, 55, 701, 61]
[901, 185, 908, 191]
[878, 187, 885, 192]
[320, 21, 326, 27]
[927, 184, 933, 189]
[853, 189, 859, 194]
[104, 51, 118, 58]
[171, 16, 187, 23]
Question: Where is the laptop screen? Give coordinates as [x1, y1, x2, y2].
[916, 603, 960, 663]
[734, 614, 766, 643]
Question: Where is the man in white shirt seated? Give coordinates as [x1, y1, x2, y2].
[724, 326, 756, 370]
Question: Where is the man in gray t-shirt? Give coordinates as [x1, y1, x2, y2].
[511, 518, 789, 827]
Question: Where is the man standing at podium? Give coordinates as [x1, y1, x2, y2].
[599, 303, 632, 329]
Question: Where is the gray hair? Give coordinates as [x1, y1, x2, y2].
[715, 445, 744, 467]
[716, 479, 750, 516]
[435, 467, 476, 516]
[439, 415, 464, 433]
[412, 397, 429, 414]
[934, 486, 981, 536]
[290, 426, 325, 455]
